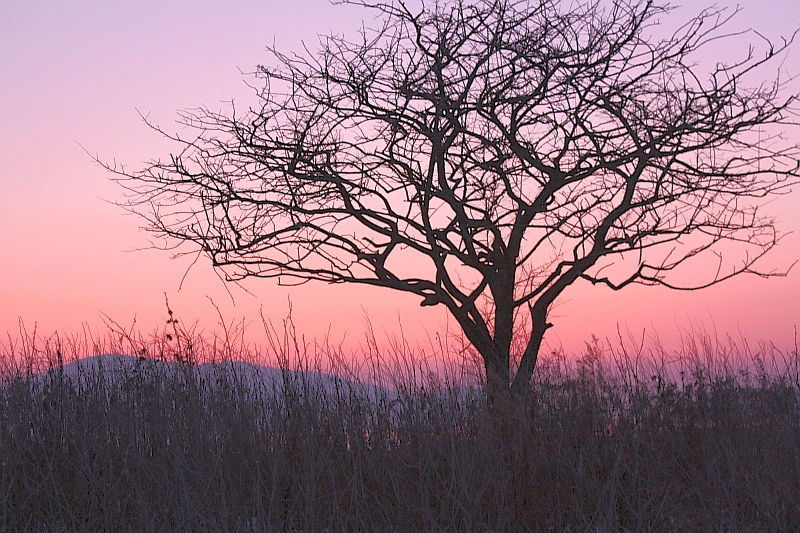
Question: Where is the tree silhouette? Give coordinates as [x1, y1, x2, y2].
[109, 0, 799, 403]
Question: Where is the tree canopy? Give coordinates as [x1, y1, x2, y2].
[109, 0, 800, 399]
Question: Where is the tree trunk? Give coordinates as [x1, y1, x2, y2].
[483, 344, 528, 449]
[481, 302, 552, 445]
[484, 353, 511, 410]
[512, 304, 552, 394]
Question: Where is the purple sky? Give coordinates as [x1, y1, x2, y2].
[2, 0, 799, 357]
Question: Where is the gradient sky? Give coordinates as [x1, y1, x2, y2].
[2, 0, 799, 358]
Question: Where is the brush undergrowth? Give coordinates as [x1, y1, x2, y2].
[1, 314, 798, 533]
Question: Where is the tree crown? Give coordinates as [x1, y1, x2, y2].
[109, 0, 799, 391]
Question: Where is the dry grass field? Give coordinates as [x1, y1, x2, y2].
[1, 317, 798, 532]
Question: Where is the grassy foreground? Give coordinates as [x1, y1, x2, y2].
[1, 317, 799, 532]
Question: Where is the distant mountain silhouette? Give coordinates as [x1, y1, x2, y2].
[27, 353, 392, 402]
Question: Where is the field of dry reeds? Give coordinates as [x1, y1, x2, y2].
[1, 313, 798, 532]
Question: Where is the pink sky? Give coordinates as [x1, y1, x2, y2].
[2, 0, 799, 358]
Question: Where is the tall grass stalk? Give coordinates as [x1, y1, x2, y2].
[1, 315, 798, 532]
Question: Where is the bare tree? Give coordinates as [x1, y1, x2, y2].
[108, 0, 799, 404]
